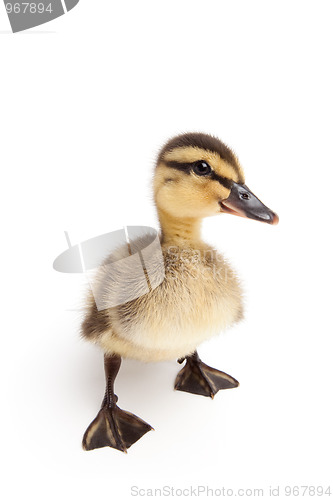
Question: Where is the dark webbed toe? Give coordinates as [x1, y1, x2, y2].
[83, 354, 153, 452]
[175, 351, 239, 398]
[82, 405, 153, 452]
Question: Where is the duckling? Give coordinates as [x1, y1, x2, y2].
[81, 132, 278, 452]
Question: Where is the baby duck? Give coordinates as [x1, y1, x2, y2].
[81, 132, 278, 452]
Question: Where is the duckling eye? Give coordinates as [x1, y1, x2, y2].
[192, 161, 212, 176]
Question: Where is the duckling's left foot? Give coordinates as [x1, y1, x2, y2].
[175, 351, 239, 398]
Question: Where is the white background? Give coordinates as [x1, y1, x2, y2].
[1, 1, 333, 499]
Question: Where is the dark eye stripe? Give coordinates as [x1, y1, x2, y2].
[210, 171, 233, 189]
[165, 161, 233, 189]
[165, 161, 192, 173]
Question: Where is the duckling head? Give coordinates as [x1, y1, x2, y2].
[154, 133, 279, 233]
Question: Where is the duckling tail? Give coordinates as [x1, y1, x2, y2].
[82, 405, 153, 452]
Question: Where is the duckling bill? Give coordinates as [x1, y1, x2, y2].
[81, 132, 278, 452]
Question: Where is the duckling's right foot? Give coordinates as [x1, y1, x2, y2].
[82, 404, 153, 452]
[82, 354, 153, 452]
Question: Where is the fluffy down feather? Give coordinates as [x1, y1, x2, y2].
[81, 235, 243, 362]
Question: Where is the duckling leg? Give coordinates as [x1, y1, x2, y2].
[174, 350, 239, 398]
[82, 354, 153, 452]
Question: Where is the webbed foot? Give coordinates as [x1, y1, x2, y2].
[82, 354, 153, 452]
[82, 404, 153, 452]
[175, 351, 239, 398]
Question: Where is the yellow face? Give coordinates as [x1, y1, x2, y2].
[154, 146, 245, 219]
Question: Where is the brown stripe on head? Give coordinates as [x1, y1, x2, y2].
[157, 132, 245, 183]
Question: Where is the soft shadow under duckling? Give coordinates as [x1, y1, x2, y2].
[81, 132, 278, 452]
